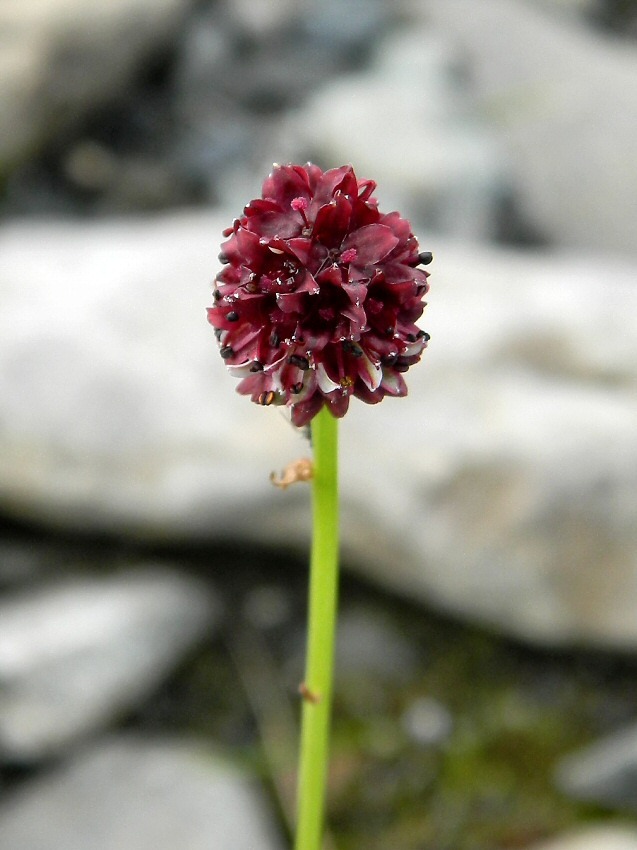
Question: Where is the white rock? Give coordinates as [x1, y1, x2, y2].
[0, 736, 285, 850]
[401, 697, 453, 747]
[335, 605, 418, 682]
[555, 722, 637, 810]
[0, 0, 193, 168]
[226, 0, 300, 38]
[413, 0, 637, 255]
[0, 211, 636, 651]
[529, 826, 637, 850]
[0, 568, 218, 761]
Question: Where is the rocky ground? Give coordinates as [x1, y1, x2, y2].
[4, 528, 637, 850]
[1, 1, 637, 848]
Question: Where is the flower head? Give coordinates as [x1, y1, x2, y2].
[207, 163, 431, 427]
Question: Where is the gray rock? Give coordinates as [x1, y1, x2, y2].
[401, 697, 453, 747]
[0, 568, 217, 762]
[0, 540, 47, 586]
[534, 1, 596, 19]
[0, 736, 285, 850]
[281, 27, 507, 241]
[0, 0, 193, 170]
[61, 142, 199, 214]
[555, 723, 637, 811]
[414, 0, 637, 255]
[0, 213, 636, 652]
[336, 606, 418, 683]
[242, 584, 294, 631]
[300, 0, 394, 53]
[528, 826, 637, 850]
[225, 0, 300, 39]
[283, 604, 418, 704]
[171, 0, 396, 212]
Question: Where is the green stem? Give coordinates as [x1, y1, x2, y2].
[294, 405, 340, 850]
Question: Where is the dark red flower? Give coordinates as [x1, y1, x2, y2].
[207, 163, 431, 427]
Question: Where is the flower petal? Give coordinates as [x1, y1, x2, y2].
[246, 210, 302, 239]
[311, 166, 353, 208]
[316, 363, 341, 393]
[286, 237, 313, 265]
[341, 301, 367, 330]
[295, 270, 320, 295]
[342, 224, 399, 266]
[380, 370, 408, 396]
[291, 393, 325, 427]
[326, 392, 350, 418]
[313, 194, 352, 247]
[356, 350, 382, 391]
[262, 164, 311, 207]
[276, 291, 307, 313]
[233, 227, 265, 268]
[353, 382, 384, 404]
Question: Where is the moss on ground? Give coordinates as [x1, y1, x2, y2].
[132, 556, 636, 850]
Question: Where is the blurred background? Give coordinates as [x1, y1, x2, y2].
[1, 1, 637, 848]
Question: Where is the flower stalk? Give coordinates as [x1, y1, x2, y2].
[207, 162, 432, 848]
[294, 404, 339, 850]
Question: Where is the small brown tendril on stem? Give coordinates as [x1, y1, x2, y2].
[270, 458, 314, 490]
[298, 682, 322, 704]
